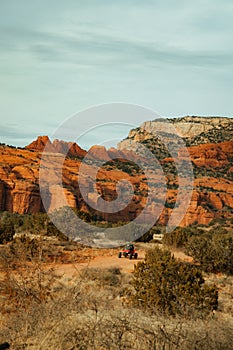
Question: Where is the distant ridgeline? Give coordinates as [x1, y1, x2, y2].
[0, 116, 232, 228]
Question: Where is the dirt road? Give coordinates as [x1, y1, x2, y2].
[53, 244, 193, 278]
[54, 250, 145, 276]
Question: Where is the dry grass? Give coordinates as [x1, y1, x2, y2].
[0, 240, 233, 349]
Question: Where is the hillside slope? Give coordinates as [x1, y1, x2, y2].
[0, 116, 232, 227]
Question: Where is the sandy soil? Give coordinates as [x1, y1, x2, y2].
[53, 250, 145, 276]
[52, 244, 193, 278]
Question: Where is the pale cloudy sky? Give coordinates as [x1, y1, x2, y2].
[0, 0, 233, 148]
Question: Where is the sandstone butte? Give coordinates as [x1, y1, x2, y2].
[0, 135, 232, 227]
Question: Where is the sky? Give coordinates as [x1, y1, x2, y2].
[0, 0, 233, 148]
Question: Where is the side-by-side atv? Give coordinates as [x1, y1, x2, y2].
[118, 243, 138, 260]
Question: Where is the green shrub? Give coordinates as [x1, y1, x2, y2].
[0, 221, 15, 243]
[0, 212, 19, 243]
[10, 235, 41, 261]
[185, 234, 233, 274]
[162, 228, 189, 248]
[131, 247, 218, 317]
[162, 227, 205, 249]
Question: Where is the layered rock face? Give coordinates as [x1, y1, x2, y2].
[122, 116, 233, 144]
[0, 147, 43, 214]
[0, 142, 146, 218]
[0, 116, 232, 227]
[118, 116, 233, 226]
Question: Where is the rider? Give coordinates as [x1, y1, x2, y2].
[126, 243, 134, 253]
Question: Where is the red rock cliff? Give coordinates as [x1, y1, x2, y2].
[0, 137, 232, 226]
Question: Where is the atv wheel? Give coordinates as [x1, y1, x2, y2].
[118, 252, 122, 258]
[134, 253, 138, 259]
[129, 253, 133, 260]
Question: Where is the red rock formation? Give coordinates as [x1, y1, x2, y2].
[87, 145, 111, 162]
[0, 138, 232, 227]
[68, 142, 87, 158]
[179, 141, 233, 168]
[26, 136, 87, 158]
[26, 136, 55, 152]
[108, 147, 124, 160]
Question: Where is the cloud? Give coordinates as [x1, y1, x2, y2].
[0, 24, 232, 73]
[0, 0, 233, 147]
[1, 0, 233, 71]
[0, 125, 34, 139]
[0, 123, 56, 147]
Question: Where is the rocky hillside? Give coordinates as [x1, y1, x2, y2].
[26, 135, 87, 159]
[119, 116, 233, 146]
[0, 141, 147, 223]
[118, 116, 233, 179]
[0, 116, 232, 228]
